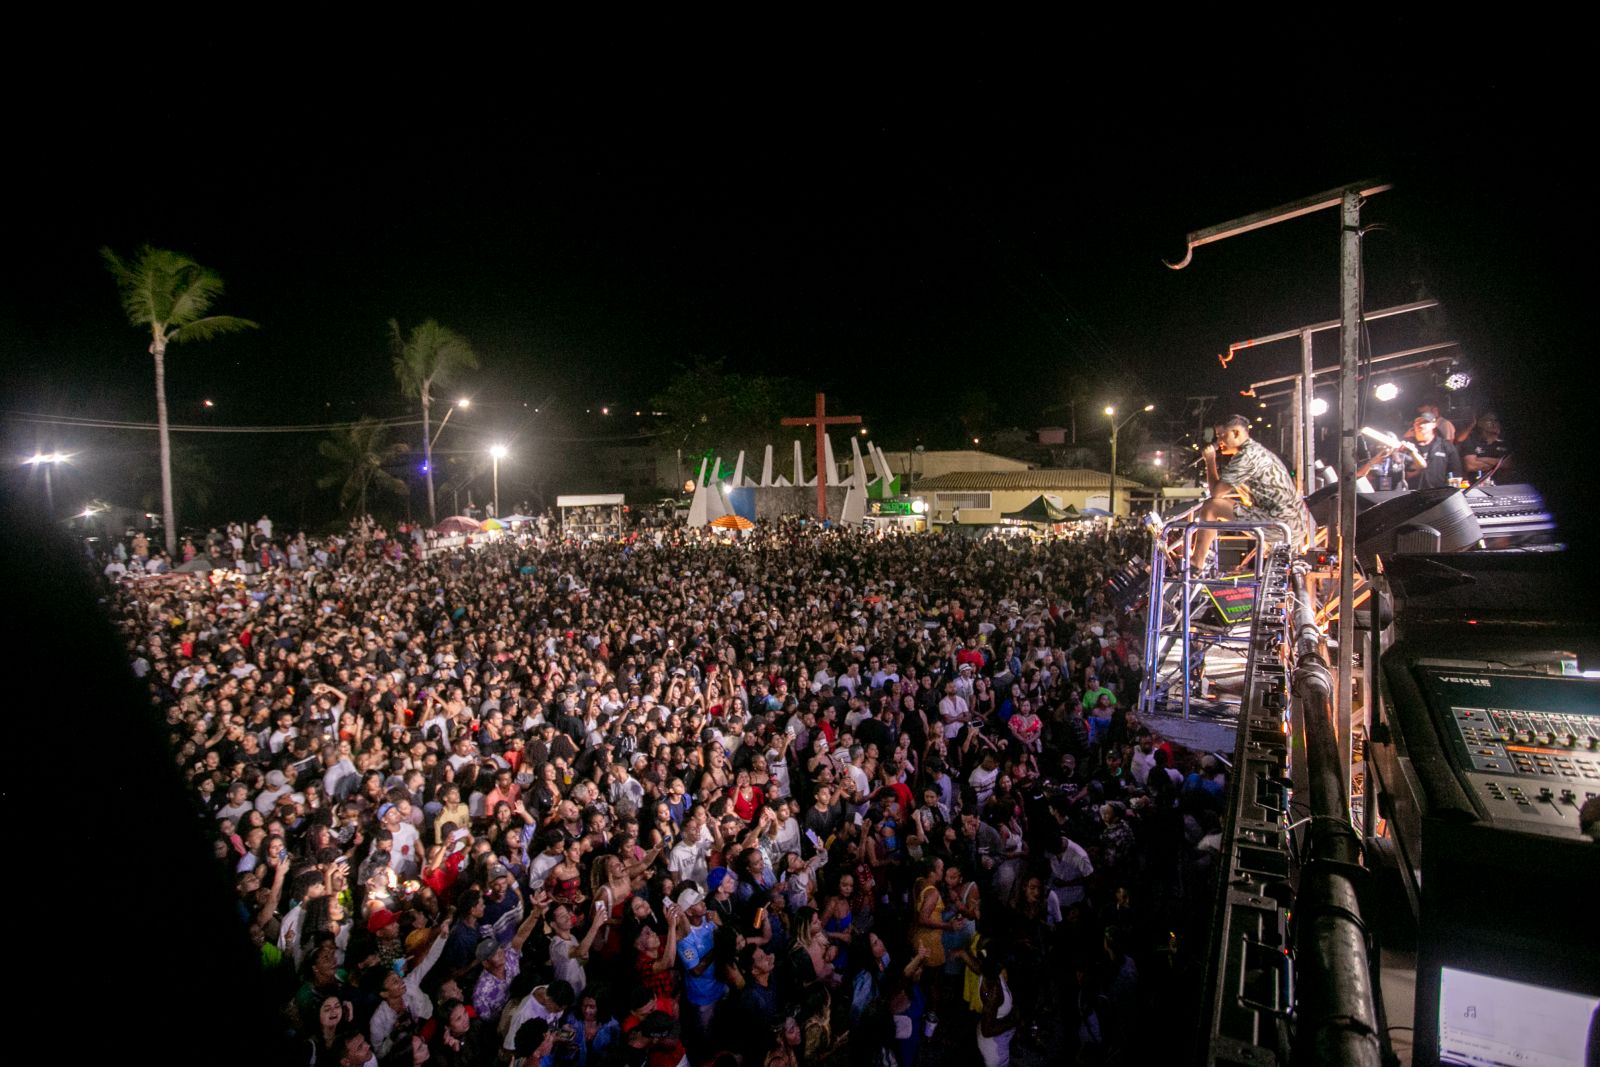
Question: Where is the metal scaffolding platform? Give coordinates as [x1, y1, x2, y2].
[1139, 518, 1294, 724]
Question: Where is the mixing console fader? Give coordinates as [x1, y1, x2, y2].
[1421, 666, 1600, 834]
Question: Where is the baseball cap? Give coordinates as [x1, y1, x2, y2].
[676, 885, 704, 910]
[366, 908, 399, 933]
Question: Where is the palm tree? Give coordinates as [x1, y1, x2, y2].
[390, 319, 479, 523]
[317, 418, 410, 518]
[103, 246, 257, 554]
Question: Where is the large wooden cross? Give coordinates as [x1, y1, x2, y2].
[781, 392, 861, 521]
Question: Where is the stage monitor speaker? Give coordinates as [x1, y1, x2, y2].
[1305, 487, 1481, 558]
[1358, 487, 1481, 557]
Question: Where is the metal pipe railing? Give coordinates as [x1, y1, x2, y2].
[1289, 564, 1382, 1067]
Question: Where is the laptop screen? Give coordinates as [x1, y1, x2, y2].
[1438, 966, 1598, 1067]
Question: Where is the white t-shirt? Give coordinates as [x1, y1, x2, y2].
[668, 837, 711, 889]
[388, 821, 421, 877]
[1049, 840, 1094, 908]
[502, 989, 560, 1051]
[766, 753, 791, 799]
[550, 935, 587, 995]
[939, 695, 969, 739]
[968, 764, 999, 806]
[323, 758, 358, 799]
[1131, 748, 1157, 786]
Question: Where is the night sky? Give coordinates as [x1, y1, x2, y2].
[5, 57, 1586, 532]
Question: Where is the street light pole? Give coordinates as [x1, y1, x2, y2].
[1104, 405, 1154, 516]
[489, 444, 508, 518]
[430, 398, 471, 454]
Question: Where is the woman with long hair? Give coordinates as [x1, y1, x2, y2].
[819, 871, 857, 975]
[546, 839, 587, 906]
[788, 905, 836, 989]
[563, 992, 620, 1067]
[301, 993, 350, 1065]
[909, 857, 949, 970]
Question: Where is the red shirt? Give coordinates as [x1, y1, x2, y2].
[632, 950, 679, 1008]
[731, 785, 765, 823]
[421, 848, 467, 904]
[887, 782, 915, 821]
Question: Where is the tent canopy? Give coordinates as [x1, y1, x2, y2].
[1000, 495, 1079, 524]
[433, 516, 483, 534]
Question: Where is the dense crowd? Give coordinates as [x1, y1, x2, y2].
[104, 515, 1233, 1067]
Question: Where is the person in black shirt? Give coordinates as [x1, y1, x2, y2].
[1461, 410, 1511, 484]
[1398, 412, 1462, 490]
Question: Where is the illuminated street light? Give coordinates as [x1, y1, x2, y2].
[21, 450, 72, 516]
[1106, 405, 1154, 515]
[1374, 382, 1400, 402]
[488, 444, 509, 518]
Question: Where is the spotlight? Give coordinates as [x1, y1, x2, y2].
[1444, 371, 1471, 391]
[1310, 397, 1329, 417]
[911, 499, 927, 514]
[1374, 382, 1400, 402]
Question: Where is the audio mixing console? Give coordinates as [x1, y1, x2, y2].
[1420, 665, 1599, 834]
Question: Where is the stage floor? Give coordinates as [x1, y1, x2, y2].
[1140, 605, 1257, 754]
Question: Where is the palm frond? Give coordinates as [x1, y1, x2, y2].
[319, 416, 413, 516]
[371, 469, 410, 498]
[104, 245, 255, 340]
[390, 319, 480, 397]
[102, 245, 163, 327]
[170, 315, 260, 344]
[165, 264, 230, 327]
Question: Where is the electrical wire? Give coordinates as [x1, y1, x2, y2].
[5, 411, 423, 434]
[7, 410, 666, 444]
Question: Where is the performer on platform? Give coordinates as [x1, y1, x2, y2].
[1186, 415, 1314, 573]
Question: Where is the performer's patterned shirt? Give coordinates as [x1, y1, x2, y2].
[1221, 438, 1314, 547]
